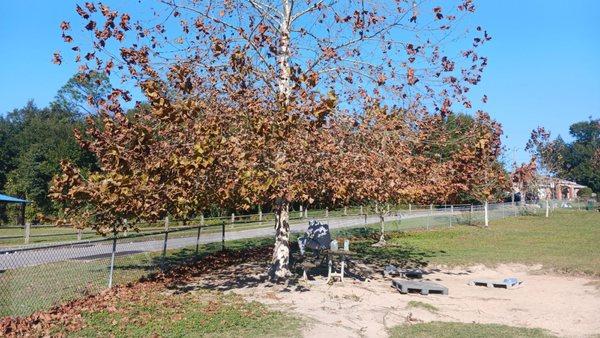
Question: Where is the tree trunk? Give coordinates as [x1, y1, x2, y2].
[277, 0, 292, 105]
[269, 201, 291, 280]
[372, 213, 387, 246]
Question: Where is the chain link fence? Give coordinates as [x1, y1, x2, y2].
[0, 200, 592, 317]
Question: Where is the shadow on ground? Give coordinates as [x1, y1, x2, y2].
[113, 228, 443, 292]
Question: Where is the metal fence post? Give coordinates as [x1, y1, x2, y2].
[195, 224, 202, 255]
[470, 204, 473, 225]
[162, 216, 169, 258]
[221, 221, 226, 251]
[364, 213, 367, 224]
[108, 234, 117, 288]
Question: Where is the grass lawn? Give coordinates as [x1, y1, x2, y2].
[386, 210, 600, 275]
[389, 322, 554, 338]
[50, 290, 299, 337]
[0, 207, 353, 248]
[0, 237, 273, 317]
[2, 209, 598, 319]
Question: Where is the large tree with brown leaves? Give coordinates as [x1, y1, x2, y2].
[52, 0, 492, 279]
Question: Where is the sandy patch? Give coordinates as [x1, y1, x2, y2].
[192, 263, 600, 337]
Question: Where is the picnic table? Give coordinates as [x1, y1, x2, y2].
[325, 249, 357, 283]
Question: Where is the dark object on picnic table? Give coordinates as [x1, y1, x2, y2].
[384, 265, 400, 277]
[298, 220, 331, 255]
[383, 265, 423, 279]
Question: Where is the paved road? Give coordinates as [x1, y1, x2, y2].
[0, 211, 443, 270]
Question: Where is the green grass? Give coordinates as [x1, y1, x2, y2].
[389, 322, 554, 337]
[49, 290, 299, 337]
[0, 236, 273, 317]
[2, 209, 598, 318]
[383, 210, 600, 275]
[332, 210, 600, 275]
[406, 301, 439, 313]
[0, 226, 101, 247]
[0, 207, 358, 248]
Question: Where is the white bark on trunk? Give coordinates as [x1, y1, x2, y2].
[372, 213, 386, 246]
[266, 0, 294, 281]
[277, 0, 292, 105]
[379, 213, 386, 243]
[269, 202, 291, 280]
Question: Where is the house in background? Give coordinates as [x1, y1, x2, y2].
[536, 177, 587, 201]
[512, 176, 588, 202]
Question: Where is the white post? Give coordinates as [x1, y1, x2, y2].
[200, 214, 205, 226]
[77, 229, 82, 241]
[231, 213, 235, 224]
[484, 201, 489, 227]
[545, 200, 549, 218]
[428, 204, 433, 230]
[360, 205, 363, 215]
[304, 206, 308, 218]
[344, 206, 347, 216]
[258, 207, 263, 221]
[24, 222, 31, 244]
[408, 203, 412, 213]
[470, 204, 474, 225]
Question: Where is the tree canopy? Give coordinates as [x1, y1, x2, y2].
[0, 100, 96, 223]
[46, 0, 506, 279]
[527, 119, 600, 192]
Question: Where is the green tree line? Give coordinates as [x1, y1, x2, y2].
[0, 72, 109, 224]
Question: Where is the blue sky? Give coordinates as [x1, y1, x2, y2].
[0, 0, 598, 165]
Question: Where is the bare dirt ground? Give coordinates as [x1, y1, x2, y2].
[192, 262, 600, 337]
